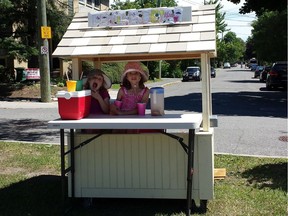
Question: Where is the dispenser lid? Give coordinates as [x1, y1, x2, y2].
[150, 87, 164, 94]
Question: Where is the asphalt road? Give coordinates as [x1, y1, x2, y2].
[0, 67, 287, 158]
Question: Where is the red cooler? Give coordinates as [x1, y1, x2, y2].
[57, 90, 91, 120]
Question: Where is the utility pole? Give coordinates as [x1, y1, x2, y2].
[38, 0, 51, 102]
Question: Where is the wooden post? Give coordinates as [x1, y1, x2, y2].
[201, 53, 211, 131]
[71, 58, 82, 80]
[38, 0, 51, 102]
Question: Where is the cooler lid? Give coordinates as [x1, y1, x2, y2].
[57, 90, 91, 99]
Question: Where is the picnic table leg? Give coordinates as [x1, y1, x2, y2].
[186, 129, 195, 216]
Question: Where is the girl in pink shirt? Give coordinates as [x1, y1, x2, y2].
[110, 62, 149, 115]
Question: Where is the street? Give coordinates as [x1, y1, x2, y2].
[0, 66, 287, 158]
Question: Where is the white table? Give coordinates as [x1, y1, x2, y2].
[48, 113, 202, 215]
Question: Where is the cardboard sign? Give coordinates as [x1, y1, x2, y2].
[25, 68, 40, 80]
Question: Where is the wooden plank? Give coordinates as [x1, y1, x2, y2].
[214, 168, 226, 180]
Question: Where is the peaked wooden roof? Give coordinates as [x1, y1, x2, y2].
[53, 4, 216, 62]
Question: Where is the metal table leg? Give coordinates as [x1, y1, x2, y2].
[60, 129, 65, 202]
[186, 129, 195, 216]
[70, 129, 75, 198]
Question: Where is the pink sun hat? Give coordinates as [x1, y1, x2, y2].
[121, 62, 149, 82]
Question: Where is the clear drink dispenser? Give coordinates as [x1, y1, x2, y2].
[150, 87, 164, 116]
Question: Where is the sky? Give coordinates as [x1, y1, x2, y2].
[176, 0, 256, 41]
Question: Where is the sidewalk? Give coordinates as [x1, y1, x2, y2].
[0, 78, 181, 109]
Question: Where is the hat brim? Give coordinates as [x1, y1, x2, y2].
[121, 69, 148, 82]
[102, 73, 112, 89]
[87, 69, 112, 89]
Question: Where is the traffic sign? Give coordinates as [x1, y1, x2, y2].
[41, 26, 52, 39]
[41, 46, 49, 54]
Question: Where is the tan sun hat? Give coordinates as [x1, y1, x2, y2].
[121, 62, 149, 82]
[87, 69, 112, 89]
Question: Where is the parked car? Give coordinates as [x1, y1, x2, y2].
[266, 61, 287, 90]
[211, 67, 216, 78]
[182, 66, 201, 81]
[223, 62, 230, 69]
[259, 66, 271, 82]
[250, 64, 258, 71]
[254, 66, 264, 78]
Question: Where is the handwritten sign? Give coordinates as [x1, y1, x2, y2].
[25, 68, 40, 80]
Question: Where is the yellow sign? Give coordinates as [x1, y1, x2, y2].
[41, 26, 52, 39]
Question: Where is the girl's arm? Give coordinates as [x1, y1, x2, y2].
[110, 88, 123, 115]
[92, 91, 110, 114]
[141, 87, 150, 103]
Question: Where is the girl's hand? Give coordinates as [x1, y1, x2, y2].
[110, 103, 121, 115]
[91, 90, 101, 101]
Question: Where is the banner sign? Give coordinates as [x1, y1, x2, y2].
[88, 7, 191, 27]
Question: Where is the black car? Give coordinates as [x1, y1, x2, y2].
[182, 66, 201, 81]
[266, 61, 287, 90]
[259, 66, 271, 82]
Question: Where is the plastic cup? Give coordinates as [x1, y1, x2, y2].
[114, 100, 122, 108]
[76, 80, 83, 91]
[66, 80, 77, 92]
[137, 103, 146, 115]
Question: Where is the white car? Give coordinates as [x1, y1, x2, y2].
[223, 62, 231, 69]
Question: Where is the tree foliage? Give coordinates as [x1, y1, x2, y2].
[217, 32, 245, 64]
[228, 0, 287, 63]
[0, 0, 72, 67]
[205, 0, 229, 34]
[251, 10, 287, 62]
[227, 0, 286, 16]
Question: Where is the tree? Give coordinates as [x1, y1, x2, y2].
[244, 36, 256, 61]
[251, 10, 287, 62]
[0, 0, 72, 68]
[217, 32, 245, 64]
[205, 0, 229, 35]
[228, 0, 287, 63]
[227, 0, 286, 16]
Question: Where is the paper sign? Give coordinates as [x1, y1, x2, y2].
[25, 68, 40, 80]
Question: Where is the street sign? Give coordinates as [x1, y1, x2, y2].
[41, 46, 49, 54]
[41, 26, 52, 39]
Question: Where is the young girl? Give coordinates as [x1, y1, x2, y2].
[110, 62, 149, 115]
[84, 69, 111, 114]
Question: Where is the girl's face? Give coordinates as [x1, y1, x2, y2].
[126, 71, 141, 85]
[89, 74, 104, 91]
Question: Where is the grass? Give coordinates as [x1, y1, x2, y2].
[0, 141, 287, 216]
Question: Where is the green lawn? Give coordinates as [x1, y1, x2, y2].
[0, 141, 286, 216]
